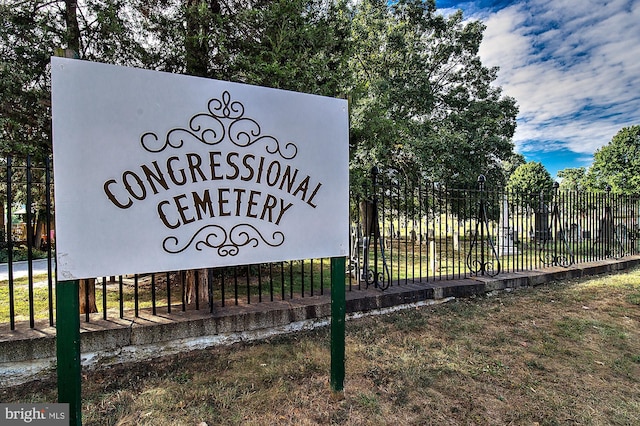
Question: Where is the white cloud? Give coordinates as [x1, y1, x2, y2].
[474, 0, 640, 163]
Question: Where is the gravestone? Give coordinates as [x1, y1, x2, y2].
[597, 207, 616, 243]
[617, 224, 628, 244]
[568, 223, 581, 242]
[499, 195, 518, 255]
[534, 203, 550, 242]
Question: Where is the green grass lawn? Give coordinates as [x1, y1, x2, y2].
[0, 274, 52, 323]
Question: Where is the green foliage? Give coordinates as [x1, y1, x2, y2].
[585, 125, 640, 195]
[557, 167, 587, 191]
[0, 246, 50, 263]
[0, 0, 150, 158]
[507, 161, 554, 193]
[133, 0, 352, 95]
[2, 0, 517, 191]
[348, 0, 518, 187]
[501, 152, 526, 182]
[506, 161, 554, 209]
[230, 0, 352, 96]
[81, 0, 150, 66]
[0, 3, 58, 158]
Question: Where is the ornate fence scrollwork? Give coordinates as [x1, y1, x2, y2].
[466, 175, 501, 277]
[540, 183, 575, 267]
[355, 167, 391, 290]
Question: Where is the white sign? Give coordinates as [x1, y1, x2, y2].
[51, 57, 349, 280]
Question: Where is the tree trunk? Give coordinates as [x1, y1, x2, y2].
[64, 0, 96, 314]
[183, 268, 210, 309]
[359, 200, 379, 238]
[185, 0, 220, 77]
[79, 278, 98, 314]
[64, 0, 81, 53]
[180, 1, 218, 310]
[34, 215, 45, 250]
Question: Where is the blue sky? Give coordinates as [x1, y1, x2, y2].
[436, 0, 640, 179]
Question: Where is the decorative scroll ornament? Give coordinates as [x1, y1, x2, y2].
[466, 176, 501, 277]
[163, 223, 285, 256]
[357, 168, 391, 291]
[140, 91, 298, 160]
[540, 205, 575, 268]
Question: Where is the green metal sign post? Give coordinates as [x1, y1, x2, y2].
[53, 47, 83, 426]
[330, 256, 346, 393]
[56, 280, 82, 425]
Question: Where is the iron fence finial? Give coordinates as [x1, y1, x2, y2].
[477, 174, 486, 191]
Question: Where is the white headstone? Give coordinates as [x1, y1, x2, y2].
[500, 195, 517, 255]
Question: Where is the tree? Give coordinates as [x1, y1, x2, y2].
[3, 0, 517, 189]
[501, 152, 526, 182]
[0, 2, 58, 158]
[506, 161, 554, 210]
[132, 0, 351, 95]
[231, 0, 351, 96]
[0, 2, 62, 252]
[1, 0, 149, 158]
[585, 125, 640, 195]
[557, 167, 587, 192]
[348, 0, 518, 187]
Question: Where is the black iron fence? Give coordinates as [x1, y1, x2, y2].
[350, 169, 640, 292]
[2, 157, 639, 329]
[1, 156, 55, 330]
